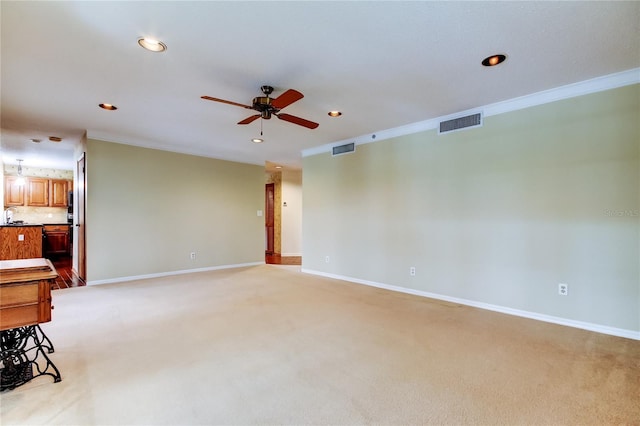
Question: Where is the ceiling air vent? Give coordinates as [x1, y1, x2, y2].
[438, 112, 483, 135]
[332, 142, 355, 156]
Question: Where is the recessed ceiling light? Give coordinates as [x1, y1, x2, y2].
[251, 138, 264, 143]
[275, 166, 282, 169]
[99, 103, 118, 110]
[328, 111, 342, 117]
[49, 136, 62, 142]
[30, 138, 42, 143]
[138, 37, 167, 52]
[482, 54, 507, 67]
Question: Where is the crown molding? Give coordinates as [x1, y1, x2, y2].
[303, 68, 640, 158]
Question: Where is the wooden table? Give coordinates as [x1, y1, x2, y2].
[0, 258, 61, 390]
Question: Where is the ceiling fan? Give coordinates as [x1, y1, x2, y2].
[201, 85, 319, 130]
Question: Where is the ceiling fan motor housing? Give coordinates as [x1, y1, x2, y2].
[253, 94, 277, 119]
[253, 96, 272, 109]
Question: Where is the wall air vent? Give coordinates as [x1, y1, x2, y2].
[332, 142, 356, 156]
[438, 112, 483, 135]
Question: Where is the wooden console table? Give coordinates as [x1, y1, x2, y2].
[0, 258, 61, 390]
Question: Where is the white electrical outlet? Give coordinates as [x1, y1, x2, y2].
[558, 283, 568, 296]
[325, 256, 330, 263]
[190, 252, 196, 260]
[410, 266, 416, 276]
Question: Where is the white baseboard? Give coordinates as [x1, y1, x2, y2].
[87, 262, 264, 286]
[280, 253, 302, 257]
[301, 268, 640, 341]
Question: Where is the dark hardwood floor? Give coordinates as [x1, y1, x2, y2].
[50, 256, 86, 290]
[265, 254, 302, 265]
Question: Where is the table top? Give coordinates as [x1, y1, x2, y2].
[0, 258, 58, 284]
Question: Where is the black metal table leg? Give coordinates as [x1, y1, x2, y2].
[0, 325, 61, 391]
[34, 324, 55, 354]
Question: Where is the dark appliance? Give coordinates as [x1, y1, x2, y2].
[67, 191, 73, 224]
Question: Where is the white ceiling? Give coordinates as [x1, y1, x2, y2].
[1, 1, 639, 171]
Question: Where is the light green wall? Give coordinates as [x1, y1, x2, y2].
[282, 169, 303, 256]
[303, 85, 640, 332]
[86, 140, 264, 282]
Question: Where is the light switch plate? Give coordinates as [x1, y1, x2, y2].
[18, 234, 25, 241]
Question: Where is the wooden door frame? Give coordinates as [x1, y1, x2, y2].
[76, 153, 86, 280]
[265, 183, 275, 255]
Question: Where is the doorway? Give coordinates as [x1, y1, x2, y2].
[48, 152, 87, 287]
[264, 172, 302, 266]
[76, 153, 86, 280]
[265, 183, 275, 255]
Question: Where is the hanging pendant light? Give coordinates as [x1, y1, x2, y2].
[16, 159, 26, 186]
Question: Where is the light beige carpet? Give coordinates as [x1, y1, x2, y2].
[1, 265, 638, 425]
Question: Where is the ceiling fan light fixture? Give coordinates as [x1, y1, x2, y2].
[138, 37, 167, 52]
[482, 54, 507, 67]
[328, 111, 342, 117]
[99, 103, 118, 110]
[251, 138, 264, 144]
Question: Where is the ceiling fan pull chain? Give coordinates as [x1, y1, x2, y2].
[260, 118, 263, 136]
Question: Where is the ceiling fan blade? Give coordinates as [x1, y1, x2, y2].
[201, 95, 252, 109]
[238, 114, 261, 125]
[271, 89, 304, 109]
[276, 113, 319, 129]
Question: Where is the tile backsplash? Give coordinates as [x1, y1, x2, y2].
[5, 206, 68, 224]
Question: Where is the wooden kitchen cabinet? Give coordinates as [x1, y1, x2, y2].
[0, 226, 43, 260]
[26, 178, 49, 207]
[43, 225, 69, 256]
[4, 176, 25, 206]
[49, 179, 68, 207]
[3, 177, 71, 207]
